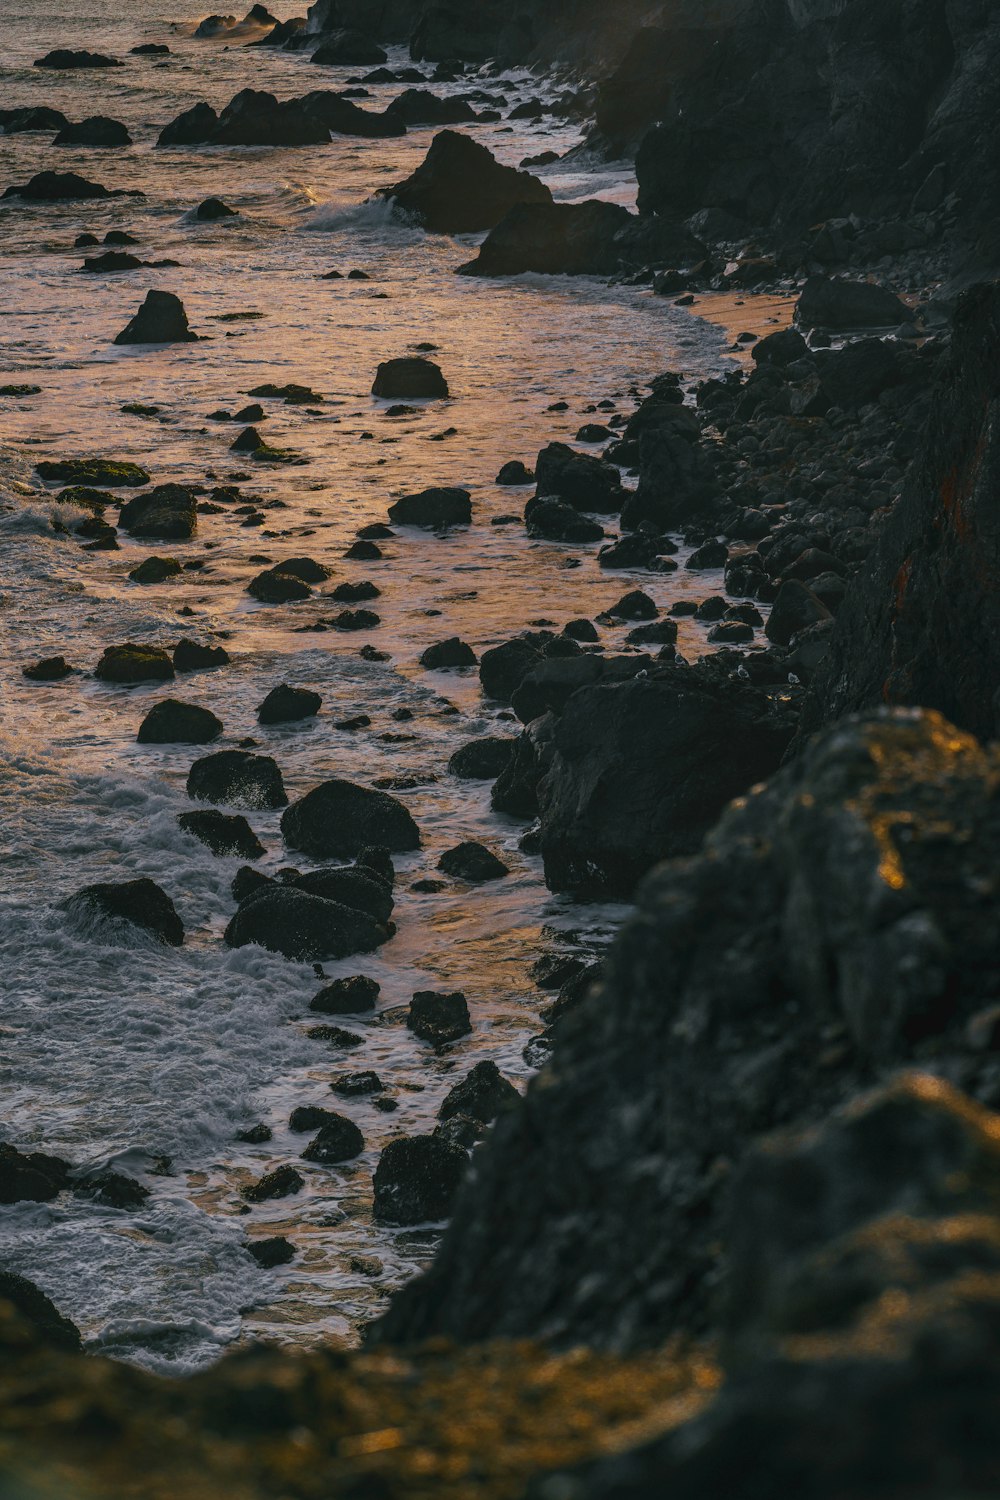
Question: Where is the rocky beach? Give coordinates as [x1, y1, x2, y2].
[3, 0, 1000, 1495]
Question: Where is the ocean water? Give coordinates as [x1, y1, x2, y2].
[0, 1, 762, 1373]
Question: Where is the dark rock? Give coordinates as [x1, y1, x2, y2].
[23, 656, 73, 682]
[34, 49, 123, 69]
[119, 483, 197, 539]
[538, 666, 795, 896]
[458, 200, 633, 277]
[439, 1061, 518, 1123]
[0, 1145, 71, 1207]
[61, 877, 183, 946]
[311, 29, 386, 66]
[329, 580, 380, 602]
[372, 1135, 467, 1225]
[0, 106, 69, 133]
[608, 589, 656, 621]
[448, 737, 516, 780]
[420, 637, 477, 669]
[157, 102, 219, 148]
[54, 115, 131, 147]
[796, 276, 914, 331]
[407, 990, 471, 1046]
[437, 841, 509, 882]
[131, 42, 170, 55]
[301, 1116, 365, 1163]
[331, 1071, 384, 1097]
[257, 684, 322, 724]
[95, 644, 174, 684]
[114, 291, 199, 345]
[174, 639, 230, 671]
[479, 637, 543, 703]
[563, 619, 599, 642]
[3, 171, 139, 201]
[310, 975, 380, 1014]
[128, 556, 181, 584]
[282, 779, 419, 859]
[247, 1236, 295, 1268]
[225, 885, 388, 961]
[766, 581, 834, 648]
[524, 498, 605, 543]
[242, 1165, 304, 1203]
[236, 1122, 272, 1143]
[496, 460, 533, 485]
[37, 457, 149, 487]
[194, 196, 237, 221]
[373, 359, 449, 400]
[247, 566, 311, 603]
[686, 539, 728, 570]
[752, 328, 808, 367]
[177, 810, 265, 859]
[534, 442, 624, 514]
[76, 1170, 149, 1209]
[292, 868, 393, 926]
[187, 750, 287, 809]
[137, 699, 222, 744]
[0, 1272, 81, 1351]
[382, 129, 551, 234]
[387, 486, 470, 529]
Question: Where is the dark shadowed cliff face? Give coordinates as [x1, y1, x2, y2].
[800, 282, 1000, 742]
[373, 708, 1000, 1350]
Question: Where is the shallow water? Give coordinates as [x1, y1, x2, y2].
[0, 1, 778, 1373]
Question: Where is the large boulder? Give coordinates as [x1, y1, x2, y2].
[282, 778, 420, 858]
[224, 885, 389, 960]
[53, 116, 131, 147]
[157, 88, 404, 147]
[34, 49, 123, 68]
[533, 442, 624, 514]
[387, 486, 469, 528]
[373, 707, 1000, 1350]
[61, 877, 184, 946]
[95, 644, 174, 683]
[118, 483, 197, 539]
[187, 750, 287, 809]
[382, 130, 551, 234]
[372, 1135, 468, 1225]
[114, 291, 199, 345]
[0, 1272, 82, 1352]
[137, 699, 222, 744]
[537, 665, 795, 896]
[384, 90, 477, 127]
[0, 106, 69, 133]
[178, 810, 264, 859]
[3, 171, 140, 201]
[373, 359, 449, 399]
[458, 200, 633, 277]
[311, 28, 386, 65]
[795, 276, 914, 331]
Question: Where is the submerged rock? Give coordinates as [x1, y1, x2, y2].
[37, 457, 149, 487]
[3, 171, 140, 201]
[34, 49, 123, 69]
[310, 975, 380, 1014]
[174, 639, 230, 672]
[242, 1165, 303, 1203]
[0, 1145, 72, 1206]
[22, 656, 73, 682]
[382, 129, 551, 233]
[61, 877, 184, 946]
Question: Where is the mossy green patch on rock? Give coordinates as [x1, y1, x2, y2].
[37, 458, 150, 487]
[0, 383, 42, 396]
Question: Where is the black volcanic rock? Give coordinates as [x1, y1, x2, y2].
[34, 49, 123, 69]
[3, 172, 140, 201]
[311, 28, 386, 66]
[534, 442, 624, 514]
[118, 483, 197, 538]
[257, 684, 322, 723]
[156, 88, 404, 147]
[373, 358, 449, 399]
[178, 810, 265, 859]
[187, 750, 287, 809]
[458, 199, 632, 277]
[0, 106, 69, 133]
[54, 116, 131, 147]
[225, 885, 388, 961]
[373, 1135, 467, 1225]
[282, 779, 419, 859]
[62, 877, 184, 946]
[0, 1272, 81, 1351]
[137, 699, 222, 744]
[382, 130, 551, 234]
[114, 291, 199, 345]
[387, 486, 469, 528]
[796, 276, 914, 331]
[385, 90, 477, 127]
[194, 196, 237, 221]
[157, 102, 219, 147]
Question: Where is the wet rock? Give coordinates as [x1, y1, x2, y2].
[310, 975, 380, 1014]
[195, 196, 237, 221]
[131, 42, 170, 54]
[247, 1236, 295, 1268]
[282, 779, 419, 858]
[95, 644, 175, 684]
[448, 737, 516, 780]
[242, 1165, 304, 1203]
[373, 359, 449, 400]
[329, 580, 380, 603]
[128, 556, 181, 584]
[34, 49, 123, 68]
[458, 199, 633, 277]
[534, 442, 624, 514]
[288, 1106, 339, 1132]
[0, 1145, 72, 1206]
[114, 290, 199, 345]
[356, 845, 395, 888]
[765, 580, 833, 647]
[54, 116, 131, 146]
[247, 566, 311, 603]
[76, 1170, 149, 1209]
[178, 810, 265, 860]
[686, 539, 728, 570]
[225, 885, 388, 961]
[0, 106, 69, 133]
[708, 620, 753, 644]
[625, 619, 677, 648]
[311, 29, 386, 66]
[174, 638, 230, 671]
[439, 1061, 518, 1124]
[301, 1116, 365, 1163]
[420, 637, 477, 669]
[385, 90, 476, 126]
[308, 1024, 364, 1047]
[187, 750, 287, 809]
[0, 1272, 81, 1351]
[753, 327, 808, 367]
[37, 458, 149, 487]
[538, 665, 795, 896]
[329, 608, 380, 631]
[292, 868, 394, 926]
[157, 102, 219, 147]
[119, 483, 197, 539]
[22, 656, 73, 682]
[331, 1070, 384, 1097]
[3, 171, 139, 201]
[382, 129, 551, 234]
[796, 276, 914, 331]
[407, 990, 471, 1046]
[479, 637, 543, 703]
[524, 498, 605, 543]
[373, 1135, 467, 1225]
[235, 1122, 271, 1143]
[608, 589, 656, 621]
[437, 842, 509, 882]
[137, 699, 222, 744]
[61, 877, 184, 946]
[496, 460, 533, 485]
[257, 684, 322, 724]
[387, 486, 470, 529]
